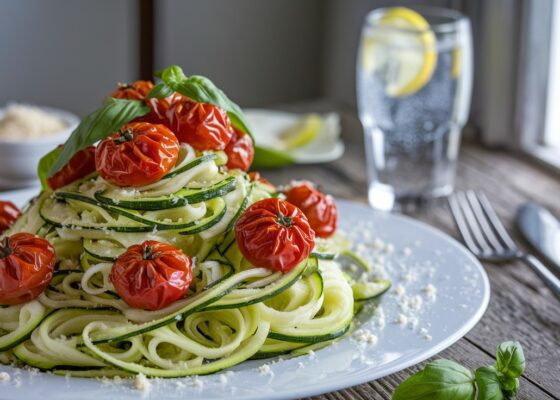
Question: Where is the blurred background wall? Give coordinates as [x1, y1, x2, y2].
[0, 0, 491, 133]
[155, 0, 325, 107]
[0, 0, 139, 115]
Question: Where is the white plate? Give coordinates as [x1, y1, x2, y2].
[246, 109, 345, 164]
[0, 191, 489, 400]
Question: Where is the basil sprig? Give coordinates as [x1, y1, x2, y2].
[475, 367, 508, 400]
[495, 341, 525, 379]
[393, 360, 475, 400]
[393, 341, 526, 400]
[38, 98, 149, 187]
[153, 65, 253, 139]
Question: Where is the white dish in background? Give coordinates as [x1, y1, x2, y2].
[245, 109, 345, 164]
[0, 106, 79, 189]
[0, 190, 489, 400]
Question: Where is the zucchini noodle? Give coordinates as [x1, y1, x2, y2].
[0, 143, 390, 378]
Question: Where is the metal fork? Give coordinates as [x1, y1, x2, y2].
[448, 190, 560, 301]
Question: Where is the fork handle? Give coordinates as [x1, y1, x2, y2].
[522, 254, 560, 302]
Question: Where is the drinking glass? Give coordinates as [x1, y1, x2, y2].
[357, 7, 473, 210]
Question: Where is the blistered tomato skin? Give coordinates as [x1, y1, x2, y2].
[284, 182, 338, 238]
[111, 80, 154, 101]
[0, 233, 56, 305]
[225, 129, 254, 171]
[167, 100, 234, 151]
[95, 122, 179, 187]
[235, 198, 315, 273]
[47, 146, 97, 190]
[248, 172, 275, 189]
[0, 201, 21, 234]
[111, 80, 179, 126]
[110, 241, 193, 310]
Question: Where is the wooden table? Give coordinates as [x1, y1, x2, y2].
[263, 101, 560, 400]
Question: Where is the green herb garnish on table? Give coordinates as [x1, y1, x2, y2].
[393, 341, 525, 400]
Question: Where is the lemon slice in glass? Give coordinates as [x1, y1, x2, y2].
[451, 47, 462, 78]
[278, 113, 322, 150]
[361, 7, 437, 97]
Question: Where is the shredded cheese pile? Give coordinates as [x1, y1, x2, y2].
[0, 104, 67, 140]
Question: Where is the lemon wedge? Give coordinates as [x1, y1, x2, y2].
[278, 114, 322, 150]
[361, 7, 437, 97]
[451, 47, 461, 78]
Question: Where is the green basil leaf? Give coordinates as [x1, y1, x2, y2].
[392, 359, 475, 400]
[158, 65, 253, 139]
[252, 145, 295, 168]
[158, 65, 185, 85]
[37, 146, 62, 189]
[47, 98, 149, 177]
[475, 366, 504, 400]
[500, 376, 520, 399]
[495, 341, 525, 379]
[147, 82, 174, 99]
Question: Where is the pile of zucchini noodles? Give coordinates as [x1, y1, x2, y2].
[0, 144, 389, 378]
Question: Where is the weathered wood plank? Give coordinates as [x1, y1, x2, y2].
[263, 102, 560, 399]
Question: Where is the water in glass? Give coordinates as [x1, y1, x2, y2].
[357, 7, 472, 210]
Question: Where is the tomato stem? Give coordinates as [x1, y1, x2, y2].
[0, 237, 11, 259]
[117, 82, 132, 90]
[277, 213, 293, 227]
[142, 245, 153, 260]
[114, 129, 134, 144]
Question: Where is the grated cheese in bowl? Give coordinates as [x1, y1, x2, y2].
[0, 104, 79, 187]
[0, 104, 68, 141]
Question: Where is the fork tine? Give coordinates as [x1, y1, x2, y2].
[465, 191, 505, 252]
[475, 191, 518, 250]
[455, 191, 494, 255]
[448, 193, 482, 254]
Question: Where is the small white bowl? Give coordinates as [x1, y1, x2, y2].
[0, 107, 80, 189]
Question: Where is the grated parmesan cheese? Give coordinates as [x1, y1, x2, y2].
[0, 372, 10, 382]
[408, 295, 423, 310]
[258, 364, 272, 376]
[384, 243, 395, 254]
[395, 313, 408, 326]
[191, 377, 204, 388]
[0, 104, 68, 140]
[354, 329, 378, 344]
[424, 284, 437, 300]
[133, 373, 152, 391]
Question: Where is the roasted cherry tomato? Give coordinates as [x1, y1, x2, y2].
[248, 172, 275, 189]
[95, 122, 179, 187]
[110, 241, 193, 310]
[47, 146, 96, 190]
[0, 201, 21, 234]
[225, 129, 254, 171]
[0, 233, 55, 305]
[111, 80, 178, 126]
[111, 80, 154, 101]
[167, 99, 234, 151]
[284, 182, 338, 238]
[235, 198, 315, 272]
